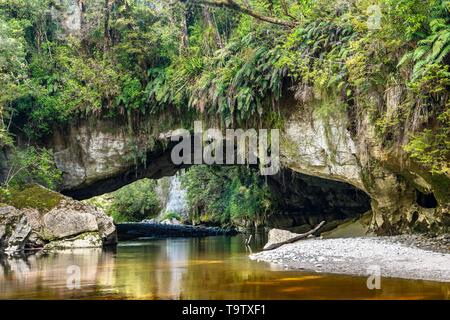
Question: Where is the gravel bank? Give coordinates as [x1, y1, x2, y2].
[250, 237, 450, 282]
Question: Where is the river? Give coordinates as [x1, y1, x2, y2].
[0, 234, 448, 299]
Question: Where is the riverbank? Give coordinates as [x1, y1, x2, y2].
[250, 235, 450, 282]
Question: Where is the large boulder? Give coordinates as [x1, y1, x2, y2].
[43, 203, 99, 240]
[263, 229, 302, 250]
[0, 206, 32, 253]
[0, 184, 117, 253]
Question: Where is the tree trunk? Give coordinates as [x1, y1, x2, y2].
[263, 221, 326, 251]
[180, 9, 189, 49]
[203, 7, 224, 49]
[193, 0, 297, 27]
[103, 0, 111, 52]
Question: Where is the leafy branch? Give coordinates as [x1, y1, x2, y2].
[187, 0, 298, 27]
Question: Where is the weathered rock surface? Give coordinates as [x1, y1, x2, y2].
[43, 233, 103, 250]
[263, 229, 301, 250]
[0, 206, 31, 252]
[43, 204, 99, 240]
[0, 185, 116, 253]
[44, 105, 449, 235]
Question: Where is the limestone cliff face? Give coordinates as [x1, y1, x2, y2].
[45, 94, 449, 235]
[50, 117, 177, 199]
[280, 94, 449, 234]
[52, 118, 137, 190]
[10, 0, 441, 235]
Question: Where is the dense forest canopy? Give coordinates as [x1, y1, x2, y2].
[0, 0, 449, 190]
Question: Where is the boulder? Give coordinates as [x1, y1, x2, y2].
[0, 206, 30, 252]
[43, 232, 103, 250]
[0, 185, 117, 253]
[43, 203, 99, 240]
[263, 229, 301, 250]
[5, 216, 32, 253]
[161, 218, 181, 225]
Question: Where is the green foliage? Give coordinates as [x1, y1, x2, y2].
[1, 147, 62, 190]
[111, 179, 161, 222]
[0, 106, 13, 147]
[146, 23, 286, 125]
[405, 107, 450, 175]
[180, 165, 275, 227]
[89, 179, 161, 223]
[0, 0, 174, 139]
[0, 0, 449, 180]
[162, 211, 182, 221]
[398, 4, 450, 81]
[397, 2, 450, 172]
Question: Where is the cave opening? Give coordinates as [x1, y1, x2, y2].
[81, 165, 372, 233]
[266, 168, 372, 232]
[415, 189, 438, 208]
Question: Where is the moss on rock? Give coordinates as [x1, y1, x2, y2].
[0, 184, 64, 213]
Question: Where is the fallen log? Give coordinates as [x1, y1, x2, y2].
[245, 234, 253, 246]
[263, 221, 326, 251]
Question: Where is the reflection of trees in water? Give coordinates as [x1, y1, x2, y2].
[0, 234, 272, 299]
[112, 239, 190, 299]
[175, 235, 281, 299]
[1, 236, 449, 299]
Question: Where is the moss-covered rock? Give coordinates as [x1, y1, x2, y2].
[0, 184, 64, 213]
[0, 184, 116, 253]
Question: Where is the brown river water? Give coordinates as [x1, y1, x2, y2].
[0, 234, 448, 299]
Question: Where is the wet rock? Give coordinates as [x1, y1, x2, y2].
[116, 223, 237, 240]
[43, 232, 103, 250]
[161, 218, 181, 225]
[141, 219, 157, 224]
[250, 236, 450, 282]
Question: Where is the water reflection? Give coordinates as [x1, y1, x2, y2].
[0, 235, 448, 300]
[0, 248, 116, 299]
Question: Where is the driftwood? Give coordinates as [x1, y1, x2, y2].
[245, 234, 253, 246]
[263, 221, 326, 251]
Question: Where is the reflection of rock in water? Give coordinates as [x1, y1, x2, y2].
[160, 174, 188, 220]
[0, 249, 116, 298]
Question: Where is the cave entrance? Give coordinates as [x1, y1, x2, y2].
[64, 133, 372, 232]
[266, 168, 371, 232]
[415, 189, 438, 208]
[83, 164, 371, 234]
